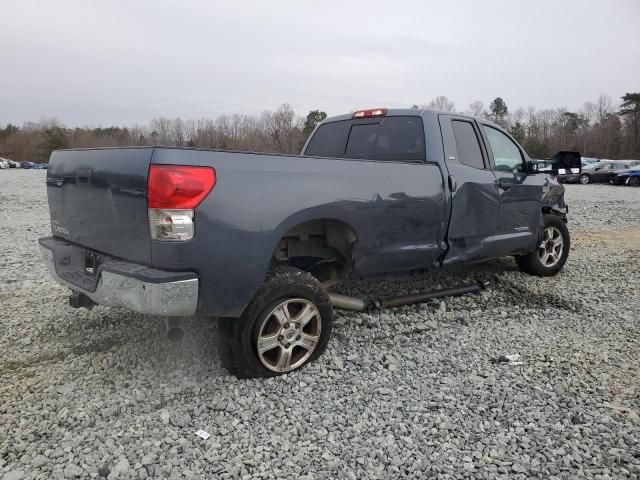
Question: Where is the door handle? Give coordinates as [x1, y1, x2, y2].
[448, 175, 457, 192]
[498, 179, 513, 190]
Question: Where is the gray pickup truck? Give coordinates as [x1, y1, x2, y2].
[39, 108, 573, 377]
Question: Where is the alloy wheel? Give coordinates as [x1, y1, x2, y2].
[538, 226, 564, 267]
[256, 298, 321, 373]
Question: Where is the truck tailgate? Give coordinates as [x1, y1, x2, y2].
[46, 148, 154, 264]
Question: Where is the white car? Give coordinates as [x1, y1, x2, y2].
[0, 159, 10, 169]
[0, 157, 21, 168]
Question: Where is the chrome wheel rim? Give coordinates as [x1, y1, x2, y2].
[257, 298, 321, 373]
[538, 226, 564, 267]
[579, 175, 589, 184]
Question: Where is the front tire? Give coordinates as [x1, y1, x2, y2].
[629, 177, 640, 187]
[579, 174, 590, 185]
[217, 267, 333, 378]
[516, 214, 570, 276]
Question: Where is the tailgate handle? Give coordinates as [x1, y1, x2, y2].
[76, 169, 92, 186]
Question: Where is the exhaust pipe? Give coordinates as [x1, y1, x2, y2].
[165, 317, 185, 342]
[330, 280, 489, 311]
[329, 293, 368, 312]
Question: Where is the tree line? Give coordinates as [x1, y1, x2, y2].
[1, 93, 638, 163]
[417, 93, 640, 159]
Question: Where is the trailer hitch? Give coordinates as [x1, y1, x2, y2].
[68, 290, 96, 310]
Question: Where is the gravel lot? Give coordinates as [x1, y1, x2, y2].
[1, 169, 639, 479]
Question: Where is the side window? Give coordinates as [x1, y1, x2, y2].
[451, 120, 485, 169]
[484, 126, 525, 173]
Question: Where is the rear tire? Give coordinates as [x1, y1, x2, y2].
[516, 214, 570, 276]
[629, 177, 640, 187]
[217, 267, 333, 378]
[579, 174, 590, 185]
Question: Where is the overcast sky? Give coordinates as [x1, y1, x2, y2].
[1, 0, 639, 126]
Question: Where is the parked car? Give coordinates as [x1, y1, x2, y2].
[574, 161, 639, 184]
[20, 161, 38, 169]
[581, 157, 598, 165]
[0, 159, 9, 169]
[0, 157, 20, 168]
[39, 108, 572, 377]
[611, 165, 640, 186]
[605, 161, 640, 183]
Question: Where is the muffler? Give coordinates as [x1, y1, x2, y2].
[165, 317, 185, 342]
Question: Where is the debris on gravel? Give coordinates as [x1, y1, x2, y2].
[1, 170, 639, 479]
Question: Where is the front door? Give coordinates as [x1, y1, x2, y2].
[591, 162, 616, 182]
[438, 115, 501, 265]
[480, 124, 544, 255]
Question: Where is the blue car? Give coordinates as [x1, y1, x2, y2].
[20, 161, 37, 169]
[612, 166, 640, 186]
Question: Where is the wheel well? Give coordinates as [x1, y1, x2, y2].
[542, 206, 567, 222]
[272, 219, 357, 283]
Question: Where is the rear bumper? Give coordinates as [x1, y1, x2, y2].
[558, 173, 580, 183]
[39, 237, 198, 316]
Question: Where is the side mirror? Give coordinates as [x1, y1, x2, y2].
[526, 151, 582, 175]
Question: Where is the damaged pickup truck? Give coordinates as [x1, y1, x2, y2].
[39, 108, 575, 377]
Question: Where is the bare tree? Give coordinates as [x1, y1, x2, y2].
[466, 101, 485, 117]
[3, 95, 638, 163]
[424, 96, 456, 112]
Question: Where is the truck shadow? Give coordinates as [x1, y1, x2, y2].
[42, 256, 579, 382]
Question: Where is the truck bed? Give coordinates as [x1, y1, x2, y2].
[45, 146, 445, 316]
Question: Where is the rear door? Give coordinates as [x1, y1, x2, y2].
[438, 115, 501, 264]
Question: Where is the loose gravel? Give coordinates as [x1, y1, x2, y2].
[1, 170, 639, 479]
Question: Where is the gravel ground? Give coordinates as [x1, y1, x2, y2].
[1, 170, 639, 479]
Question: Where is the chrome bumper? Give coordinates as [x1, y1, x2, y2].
[39, 244, 198, 316]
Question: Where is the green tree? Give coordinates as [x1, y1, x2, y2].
[489, 97, 508, 125]
[302, 110, 327, 137]
[510, 121, 526, 144]
[39, 127, 69, 161]
[0, 124, 18, 140]
[562, 111, 587, 148]
[619, 92, 640, 153]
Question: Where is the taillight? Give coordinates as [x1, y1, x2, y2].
[147, 165, 216, 241]
[148, 165, 215, 209]
[353, 108, 387, 118]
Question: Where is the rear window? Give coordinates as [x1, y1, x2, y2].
[303, 121, 350, 158]
[304, 116, 425, 162]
